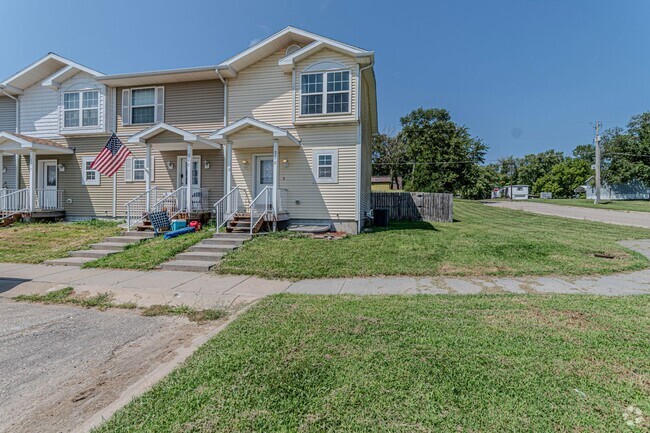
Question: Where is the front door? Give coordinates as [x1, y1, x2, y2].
[38, 160, 58, 210]
[178, 156, 201, 210]
[253, 155, 273, 212]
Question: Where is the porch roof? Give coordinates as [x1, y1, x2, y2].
[209, 117, 300, 148]
[127, 123, 221, 151]
[0, 132, 74, 155]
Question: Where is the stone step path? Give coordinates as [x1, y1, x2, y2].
[160, 233, 251, 272]
[44, 231, 154, 267]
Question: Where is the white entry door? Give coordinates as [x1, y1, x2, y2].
[38, 160, 58, 210]
[253, 155, 273, 212]
[177, 156, 201, 210]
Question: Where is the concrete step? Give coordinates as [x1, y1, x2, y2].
[121, 231, 155, 238]
[175, 251, 225, 261]
[90, 242, 127, 251]
[104, 236, 143, 244]
[161, 260, 216, 272]
[202, 238, 245, 246]
[68, 249, 117, 259]
[213, 233, 252, 240]
[44, 256, 94, 267]
[188, 244, 235, 254]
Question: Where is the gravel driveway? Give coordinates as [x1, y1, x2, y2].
[0, 299, 217, 433]
[485, 200, 650, 229]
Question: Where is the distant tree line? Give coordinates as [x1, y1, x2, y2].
[374, 108, 650, 199]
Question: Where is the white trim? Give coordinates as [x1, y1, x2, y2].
[127, 122, 220, 148]
[129, 86, 159, 126]
[2, 53, 104, 91]
[299, 69, 351, 116]
[131, 157, 147, 182]
[82, 156, 100, 186]
[312, 148, 338, 184]
[62, 89, 100, 129]
[279, 40, 373, 72]
[210, 117, 300, 145]
[177, 155, 201, 188]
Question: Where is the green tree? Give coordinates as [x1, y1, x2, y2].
[372, 130, 407, 189]
[572, 143, 595, 165]
[400, 108, 487, 195]
[517, 150, 565, 191]
[533, 158, 592, 198]
[601, 113, 650, 185]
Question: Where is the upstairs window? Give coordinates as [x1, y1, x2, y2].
[131, 88, 156, 124]
[64, 90, 99, 128]
[301, 70, 350, 115]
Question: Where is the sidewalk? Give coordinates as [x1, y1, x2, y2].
[1, 238, 649, 309]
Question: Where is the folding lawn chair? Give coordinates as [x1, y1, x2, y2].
[147, 211, 171, 236]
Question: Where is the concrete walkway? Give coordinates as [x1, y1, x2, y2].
[1, 239, 650, 307]
[486, 200, 650, 229]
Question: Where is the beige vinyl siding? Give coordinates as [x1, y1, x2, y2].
[2, 155, 17, 189]
[231, 125, 357, 221]
[116, 80, 224, 135]
[16, 136, 223, 218]
[0, 96, 16, 132]
[227, 46, 294, 128]
[294, 48, 358, 125]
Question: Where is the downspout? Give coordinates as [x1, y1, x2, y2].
[216, 69, 228, 197]
[355, 60, 374, 234]
[0, 85, 21, 190]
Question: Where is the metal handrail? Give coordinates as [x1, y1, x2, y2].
[249, 186, 272, 234]
[214, 187, 240, 229]
[125, 186, 158, 231]
[152, 186, 186, 220]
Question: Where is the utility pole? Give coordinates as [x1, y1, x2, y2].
[593, 121, 602, 204]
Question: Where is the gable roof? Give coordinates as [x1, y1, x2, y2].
[209, 117, 300, 146]
[0, 53, 103, 95]
[0, 131, 73, 154]
[127, 122, 220, 148]
[217, 26, 373, 77]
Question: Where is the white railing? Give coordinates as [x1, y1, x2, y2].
[36, 189, 64, 211]
[214, 187, 241, 229]
[249, 186, 272, 234]
[153, 186, 186, 220]
[176, 187, 210, 212]
[125, 187, 158, 231]
[1, 188, 29, 217]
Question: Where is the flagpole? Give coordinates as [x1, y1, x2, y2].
[112, 174, 117, 218]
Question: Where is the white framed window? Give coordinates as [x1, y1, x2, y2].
[63, 90, 99, 128]
[124, 156, 154, 182]
[82, 156, 100, 186]
[300, 70, 350, 115]
[122, 87, 164, 126]
[312, 149, 338, 183]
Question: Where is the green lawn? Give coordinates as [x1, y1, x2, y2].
[217, 201, 650, 279]
[95, 294, 650, 432]
[529, 198, 650, 212]
[0, 220, 120, 263]
[84, 228, 214, 270]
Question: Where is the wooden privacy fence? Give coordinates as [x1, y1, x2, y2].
[372, 192, 453, 223]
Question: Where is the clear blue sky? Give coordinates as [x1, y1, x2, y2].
[2, 0, 649, 161]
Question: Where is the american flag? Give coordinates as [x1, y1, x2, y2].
[91, 133, 132, 177]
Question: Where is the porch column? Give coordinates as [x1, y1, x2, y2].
[186, 143, 193, 214]
[0, 152, 4, 190]
[272, 139, 279, 229]
[29, 150, 36, 212]
[225, 140, 233, 213]
[145, 143, 152, 212]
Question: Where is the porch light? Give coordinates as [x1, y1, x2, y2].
[57, 164, 65, 172]
[242, 159, 249, 168]
[2, 167, 5, 173]
[203, 160, 210, 169]
[282, 159, 289, 168]
[167, 161, 174, 169]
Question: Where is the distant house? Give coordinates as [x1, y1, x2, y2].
[498, 185, 529, 200]
[575, 177, 649, 200]
[372, 176, 402, 191]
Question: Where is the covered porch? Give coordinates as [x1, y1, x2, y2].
[210, 117, 299, 233]
[125, 123, 222, 230]
[0, 132, 73, 219]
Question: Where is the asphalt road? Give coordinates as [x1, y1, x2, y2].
[486, 200, 650, 229]
[0, 299, 209, 433]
